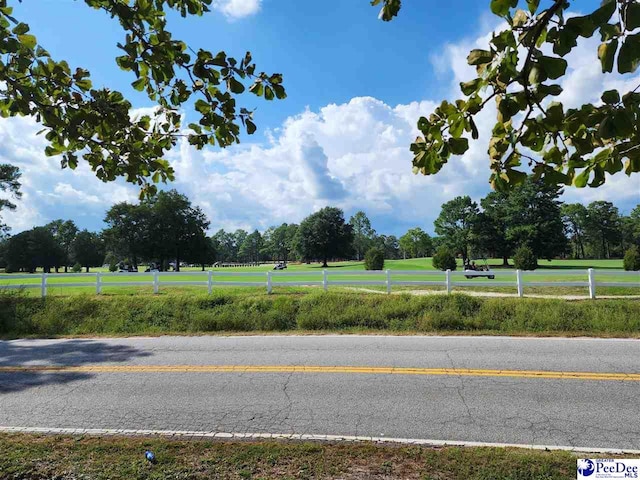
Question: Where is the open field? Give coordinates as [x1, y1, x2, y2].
[0, 433, 582, 480]
[0, 258, 638, 297]
[1, 291, 639, 338]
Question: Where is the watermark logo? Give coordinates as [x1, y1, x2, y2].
[578, 459, 595, 477]
[577, 459, 640, 479]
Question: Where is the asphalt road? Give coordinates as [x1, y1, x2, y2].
[1, 335, 639, 450]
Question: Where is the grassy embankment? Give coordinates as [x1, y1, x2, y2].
[0, 433, 585, 480]
[1, 290, 638, 338]
[0, 258, 638, 297]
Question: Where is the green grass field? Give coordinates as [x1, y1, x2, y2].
[0, 258, 638, 297]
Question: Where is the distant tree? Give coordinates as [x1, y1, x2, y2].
[263, 223, 298, 263]
[473, 191, 513, 266]
[103, 202, 151, 268]
[624, 246, 640, 271]
[621, 205, 640, 250]
[373, 234, 400, 260]
[144, 190, 210, 271]
[399, 227, 433, 259]
[561, 204, 588, 259]
[0, 165, 21, 235]
[3, 232, 28, 272]
[349, 211, 376, 261]
[295, 207, 353, 267]
[72, 230, 105, 272]
[364, 247, 384, 270]
[232, 229, 248, 262]
[46, 219, 78, 272]
[0, 237, 7, 270]
[186, 233, 217, 271]
[513, 245, 538, 271]
[500, 178, 567, 261]
[239, 230, 263, 264]
[212, 229, 236, 263]
[5, 227, 64, 273]
[585, 201, 622, 258]
[432, 246, 457, 271]
[434, 196, 478, 263]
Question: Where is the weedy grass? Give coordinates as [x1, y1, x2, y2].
[0, 432, 581, 479]
[1, 289, 638, 338]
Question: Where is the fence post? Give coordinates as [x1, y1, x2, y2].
[516, 269, 523, 298]
[40, 273, 47, 298]
[323, 269, 328, 292]
[588, 268, 596, 299]
[208, 270, 213, 295]
[266, 271, 272, 294]
[153, 271, 159, 294]
[386, 269, 391, 294]
[445, 269, 451, 294]
[96, 272, 102, 295]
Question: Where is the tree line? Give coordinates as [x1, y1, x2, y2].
[1, 180, 639, 273]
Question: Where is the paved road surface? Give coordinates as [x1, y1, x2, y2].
[1, 335, 639, 450]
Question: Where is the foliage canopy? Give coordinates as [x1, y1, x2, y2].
[374, 0, 640, 190]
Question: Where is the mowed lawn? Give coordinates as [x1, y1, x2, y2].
[0, 258, 638, 297]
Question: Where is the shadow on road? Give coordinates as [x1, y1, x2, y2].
[0, 339, 152, 394]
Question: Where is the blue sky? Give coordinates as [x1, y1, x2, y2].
[2, 0, 638, 236]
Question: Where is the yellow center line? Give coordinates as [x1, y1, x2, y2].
[0, 365, 638, 381]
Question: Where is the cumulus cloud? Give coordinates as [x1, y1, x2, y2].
[1, 16, 638, 236]
[211, 0, 261, 19]
[0, 115, 138, 232]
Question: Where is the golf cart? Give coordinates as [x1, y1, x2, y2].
[464, 258, 495, 279]
[273, 262, 287, 270]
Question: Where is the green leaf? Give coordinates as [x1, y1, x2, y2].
[249, 82, 264, 96]
[76, 78, 92, 91]
[612, 110, 634, 137]
[617, 33, 640, 74]
[573, 169, 591, 187]
[229, 77, 245, 94]
[597, 39, 618, 73]
[625, 2, 640, 30]
[210, 51, 227, 67]
[538, 56, 567, 79]
[460, 78, 481, 96]
[526, 0, 540, 13]
[264, 86, 274, 101]
[131, 77, 146, 91]
[17, 34, 36, 49]
[448, 137, 469, 155]
[590, 1, 617, 26]
[490, 0, 517, 17]
[467, 49, 493, 66]
[273, 84, 286, 99]
[245, 119, 256, 134]
[12, 22, 29, 35]
[601, 89, 620, 105]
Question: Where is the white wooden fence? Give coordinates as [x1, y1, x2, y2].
[0, 269, 638, 298]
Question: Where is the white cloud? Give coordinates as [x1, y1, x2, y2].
[211, 0, 261, 19]
[0, 115, 139, 232]
[1, 15, 639, 237]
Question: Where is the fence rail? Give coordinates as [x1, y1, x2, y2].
[0, 269, 638, 298]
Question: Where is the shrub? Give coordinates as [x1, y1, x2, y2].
[624, 245, 640, 271]
[364, 248, 384, 270]
[432, 246, 457, 271]
[513, 245, 538, 270]
[72, 263, 82, 273]
[109, 262, 118, 272]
